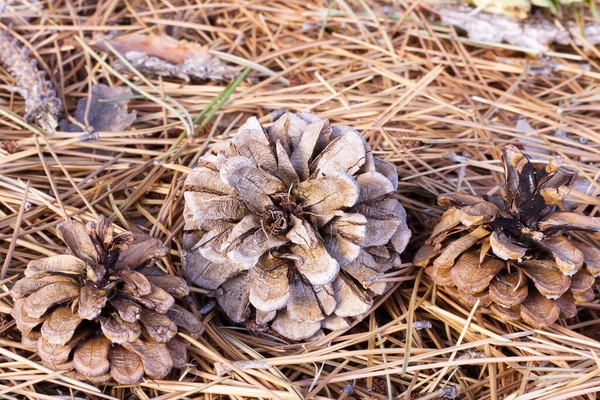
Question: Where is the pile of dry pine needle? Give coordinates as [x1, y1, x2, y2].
[1, 0, 600, 399]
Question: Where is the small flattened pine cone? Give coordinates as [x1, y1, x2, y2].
[416, 145, 600, 327]
[11, 217, 204, 384]
[0, 30, 61, 132]
[182, 112, 411, 340]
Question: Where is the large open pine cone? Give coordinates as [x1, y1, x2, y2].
[416, 145, 600, 327]
[11, 217, 204, 383]
[183, 112, 411, 340]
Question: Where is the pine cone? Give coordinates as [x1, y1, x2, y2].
[182, 112, 411, 340]
[415, 145, 600, 327]
[11, 217, 204, 383]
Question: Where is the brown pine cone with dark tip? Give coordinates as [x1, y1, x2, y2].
[415, 144, 600, 327]
[182, 111, 411, 340]
[11, 216, 204, 384]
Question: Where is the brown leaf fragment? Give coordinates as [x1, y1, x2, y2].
[554, 292, 577, 319]
[457, 289, 493, 308]
[110, 299, 142, 323]
[166, 304, 204, 337]
[459, 201, 500, 227]
[450, 252, 504, 294]
[438, 193, 485, 207]
[572, 241, 600, 277]
[108, 346, 144, 384]
[489, 273, 528, 307]
[520, 291, 560, 328]
[115, 269, 152, 296]
[414, 244, 441, 267]
[271, 310, 321, 341]
[425, 265, 454, 287]
[11, 275, 77, 300]
[41, 306, 82, 345]
[59, 84, 136, 133]
[78, 285, 108, 320]
[249, 255, 290, 312]
[100, 315, 141, 344]
[332, 274, 373, 317]
[520, 260, 570, 298]
[57, 221, 98, 264]
[144, 275, 189, 299]
[217, 272, 250, 323]
[22, 330, 41, 350]
[490, 304, 521, 322]
[573, 288, 595, 303]
[23, 281, 80, 318]
[167, 338, 188, 368]
[73, 336, 111, 377]
[25, 255, 86, 278]
[139, 308, 177, 343]
[490, 231, 527, 260]
[433, 226, 490, 269]
[569, 269, 595, 295]
[538, 212, 600, 235]
[12, 299, 46, 333]
[538, 236, 583, 276]
[123, 338, 173, 379]
[116, 234, 166, 270]
[427, 208, 463, 244]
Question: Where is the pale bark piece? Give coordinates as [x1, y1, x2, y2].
[290, 241, 340, 286]
[123, 339, 173, 379]
[490, 304, 521, 322]
[78, 285, 108, 320]
[310, 128, 366, 177]
[572, 241, 600, 277]
[167, 338, 188, 368]
[438, 193, 486, 207]
[539, 212, 600, 235]
[554, 292, 577, 319]
[287, 277, 332, 323]
[146, 275, 190, 299]
[332, 274, 373, 317]
[425, 265, 454, 287]
[232, 116, 278, 173]
[520, 260, 570, 298]
[139, 309, 177, 343]
[271, 310, 321, 341]
[434, 226, 490, 269]
[217, 272, 251, 323]
[184, 192, 248, 231]
[249, 256, 290, 312]
[110, 299, 142, 323]
[23, 281, 80, 318]
[490, 231, 527, 260]
[100, 315, 141, 344]
[109, 346, 144, 384]
[11, 298, 46, 333]
[73, 336, 111, 377]
[117, 270, 152, 296]
[11, 275, 76, 300]
[220, 156, 284, 214]
[538, 236, 583, 276]
[185, 166, 236, 195]
[25, 255, 86, 278]
[166, 304, 204, 337]
[520, 291, 560, 328]
[489, 274, 528, 307]
[57, 220, 98, 264]
[41, 306, 82, 345]
[290, 120, 329, 180]
[116, 235, 166, 270]
[298, 172, 360, 226]
[323, 213, 367, 267]
[450, 253, 504, 294]
[569, 269, 595, 295]
[321, 315, 351, 331]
